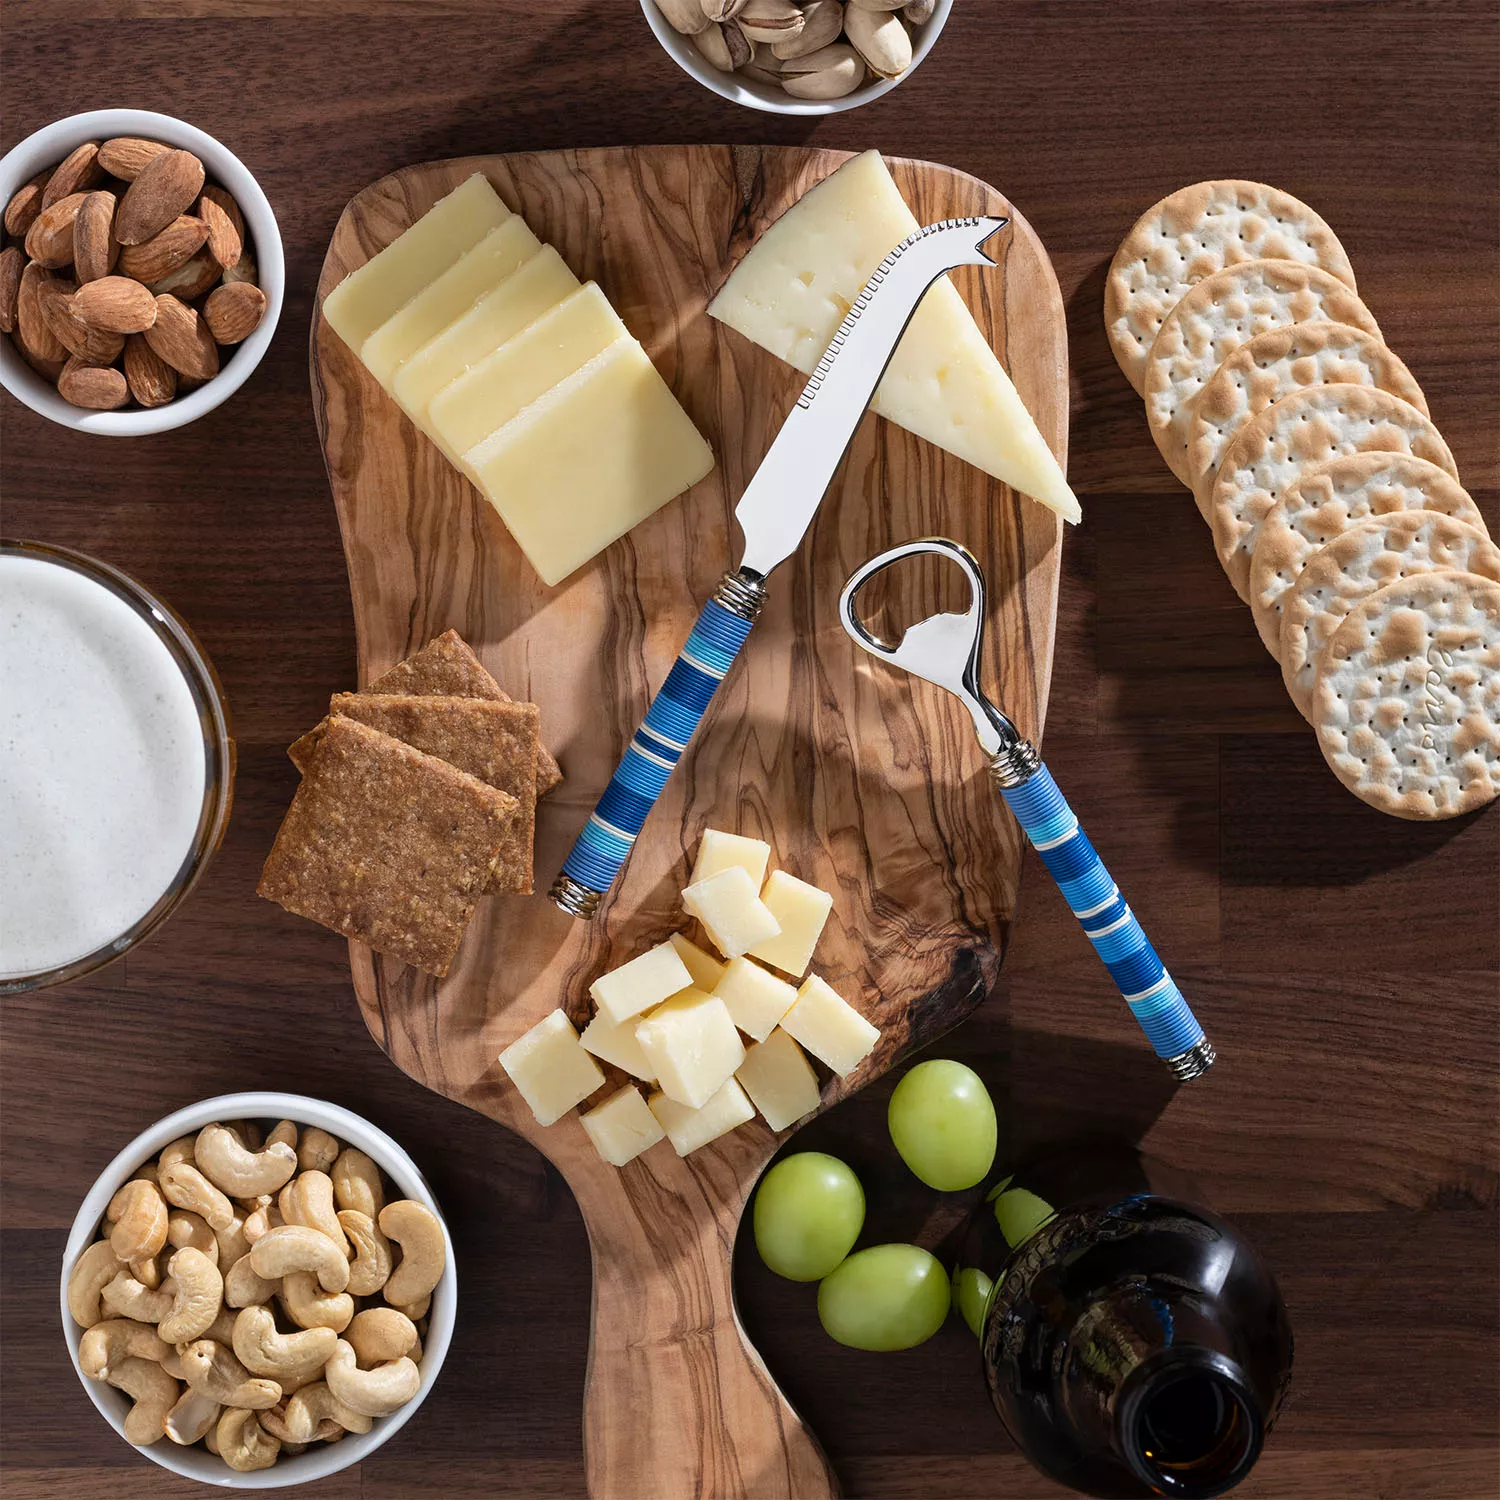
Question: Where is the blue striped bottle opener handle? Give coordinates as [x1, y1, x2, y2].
[838, 537, 1214, 1081]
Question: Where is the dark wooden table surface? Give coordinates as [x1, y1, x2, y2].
[3, 4, 1497, 1497]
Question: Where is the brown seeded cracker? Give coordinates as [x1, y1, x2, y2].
[257, 716, 517, 977]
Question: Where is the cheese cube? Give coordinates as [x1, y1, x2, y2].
[589, 941, 694, 1027]
[649, 1079, 755, 1157]
[324, 174, 511, 351]
[580, 1084, 665, 1167]
[780, 975, 879, 1077]
[747, 870, 834, 979]
[428, 282, 627, 459]
[361, 216, 541, 389]
[497, 1009, 605, 1127]
[736, 1029, 821, 1132]
[713, 956, 796, 1043]
[690, 829, 771, 889]
[634, 989, 745, 1109]
[667, 932, 725, 993]
[681, 866, 781, 960]
[464, 337, 714, 587]
[579, 1010, 657, 1082]
[392, 244, 579, 425]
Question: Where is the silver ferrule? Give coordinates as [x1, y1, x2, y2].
[1165, 1038, 1216, 1081]
[988, 736, 1042, 788]
[713, 568, 769, 622]
[550, 873, 602, 919]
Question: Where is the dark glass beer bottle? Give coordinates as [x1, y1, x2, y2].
[954, 1149, 1293, 1498]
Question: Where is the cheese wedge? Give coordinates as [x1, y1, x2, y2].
[707, 150, 1079, 523]
[463, 337, 714, 586]
[361, 216, 541, 389]
[393, 245, 580, 428]
[428, 282, 627, 459]
[323, 174, 510, 351]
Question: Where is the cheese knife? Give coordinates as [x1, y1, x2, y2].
[552, 215, 1009, 917]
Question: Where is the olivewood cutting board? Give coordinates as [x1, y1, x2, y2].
[311, 144, 1065, 1500]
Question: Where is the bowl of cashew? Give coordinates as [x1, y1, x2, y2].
[60, 1092, 456, 1487]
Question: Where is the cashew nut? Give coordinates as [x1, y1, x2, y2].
[158, 1247, 224, 1343]
[107, 1179, 169, 1263]
[200, 1305, 240, 1346]
[223, 1252, 279, 1309]
[213, 1208, 250, 1267]
[101, 1269, 174, 1324]
[166, 1209, 219, 1265]
[390, 1292, 431, 1322]
[203, 1416, 220, 1455]
[267, 1120, 299, 1152]
[128, 1252, 164, 1290]
[323, 1340, 421, 1418]
[67, 1241, 124, 1327]
[179, 1339, 280, 1409]
[282, 1170, 349, 1255]
[161, 1347, 189, 1380]
[280, 1270, 354, 1332]
[232, 1305, 337, 1386]
[216, 1406, 280, 1471]
[158, 1135, 198, 1175]
[379, 1200, 446, 1307]
[159, 1162, 234, 1233]
[242, 1196, 282, 1244]
[105, 1355, 179, 1445]
[165, 1387, 221, 1445]
[284, 1379, 373, 1440]
[331, 1148, 385, 1219]
[337, 1209, 393, 1297]
[345, 1307, 417, 1368]
[195, 1124, 298, 1198]
[249, 1225, 349, 1293]
[222, 1119, 264, 1149]
[79, 1318, 170, 1380]
[297, 1126, 340, 1175]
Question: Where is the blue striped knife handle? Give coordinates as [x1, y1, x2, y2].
[553, 582, 761, 915]
[999, 762, 1212, 1076]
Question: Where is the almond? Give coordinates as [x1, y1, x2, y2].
[4, 171, 49, 238]
[144, 294, 218, 381]
[98, 136, 170, 182]
[73, 190, 120, 282]
[24, 192, 89, 269]
[74, 275, 157, 334]
[116, 150, 206, 245]
[117, 215, 209, 283]
[203, 281, 266, 344]
[15, 263, 67, 364]
[40, 283, 125, 365]
[149, 252, 222, 302]
[222, 247, 258, 288]
[41, 142, 103, 209]
[123, 332, 177, 407]
[197, 187, 244, 270]
[58, 355, 130, 410]
[0, 247, 22, 335]
[19, 345, 67, 384]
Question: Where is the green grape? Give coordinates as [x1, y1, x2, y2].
[753, 1152, 865, 1282]
[993, 1186, 1055, 1248]
[951, 1265, 994, 1338]
[887, 1059, 997, 1191]
[817, 1244, 951, 1351]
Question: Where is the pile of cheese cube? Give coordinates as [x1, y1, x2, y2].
[497, 830, 881, 1165]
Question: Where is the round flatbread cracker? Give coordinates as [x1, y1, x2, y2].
[1313, 571, 1500, 820]
[1209, 386, 1457, 603]
[1186, 322, 1426, 517]
[1143, 261, 1380, 486]
[1279, 511, 1500, 718]
[1105, 180, 1355, 396]
[1249, 453, 1485, 655]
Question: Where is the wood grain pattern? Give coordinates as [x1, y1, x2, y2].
[2, 4, 1496, 1498]
[310, 144, 1065, 1500]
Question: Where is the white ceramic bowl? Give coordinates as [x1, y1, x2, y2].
[0, 109, 283, 435]
[640, 0, 953, 115]
[61, 1093, 456, 1488]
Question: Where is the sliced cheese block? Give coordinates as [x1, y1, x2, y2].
[667, 932, 726, 993]
[589, 940, 693, 1027]
[361, 216, 541, 389]
[579, 1009, 657, 1082]
[580, 1084, 665, 1167]
[633, 989, 745, 1110]
[393, 245, 579, 427]
[707, 149, 1079, 523]
[747, 869, 833, 979]
[497, 1009, 605, 1128]
[780, 974, 879, 1077]
[464, 337, 714, 587]
[690, 828, 771, 889]
[428, 281, 626, 459]
[323, 173, 510, 351]
[648, 1078, 755, 1157]
[713, 956, 796, 1044]
[736, 1028, 820, 1132]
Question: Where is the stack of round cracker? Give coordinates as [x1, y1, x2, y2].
[1106, 180, 1497, 820]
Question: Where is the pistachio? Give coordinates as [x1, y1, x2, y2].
[700, 0, 749, 18]
[843, 4, 911, 77]
[780, 41, 866, 98]
[692, 19, 753, 70]
[740, 44, 786, 87]
[656, 0, 712, 32]
[737, 0, 805, 44]
[773, 0, 845, 58]
[902, 0, 936, 20]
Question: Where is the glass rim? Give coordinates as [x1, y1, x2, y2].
[0, 539, 236, 993]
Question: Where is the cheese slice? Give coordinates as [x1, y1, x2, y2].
[361, 216, 541, 389]
[323, 173, 510, 351]
[464, 337, 714, 586]
[393, 245, 579, 427]
[427, 282, 626, 459]
[707, 150, 1079, 523]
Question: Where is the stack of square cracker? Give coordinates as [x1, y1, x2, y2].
[259, 630, 561, 974]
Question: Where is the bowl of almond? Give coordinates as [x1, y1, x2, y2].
[0, 109, 283, 434]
